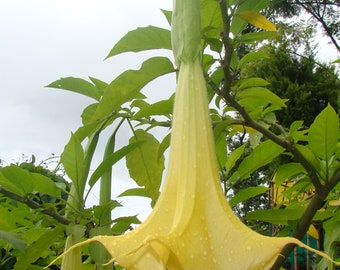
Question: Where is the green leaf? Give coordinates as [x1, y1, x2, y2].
[93, 200, 122, 223]
[236, 11, 276, 31]
[225, 144, 246, 174]
[132, 95, 174, 119]
[237, 51, 269, 69]
[88, 141, 142, 188]
[0, 166, 33, 195]
[0, 230, 26, 253]
[46, 77, 101, 101]
[229, 140, 285, 183]
[31, 173, 61, 197]
[91, 57, 175, 123]
[126, 130, 164, 203]
[274, 163, 306, 187]
[308, 104, 339, 161]
[200, 0, 223, 39]
[61, 133, 84, 186]
[106, 26, 171, 59]
[14, 225, 65, 270]
[229, 186, 269, 208]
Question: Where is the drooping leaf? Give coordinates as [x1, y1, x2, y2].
[0, 230, 27, 253]
[46, 77, 101, 101]
[91, 57, 175, 123]
[125, 130, 164, 203]
[236, 11, 276, 31]
[229, 186, 269, 208]
[106, 26, 172, 59]
[274, 163, 306, 187]
[229, 140, 285, 183]
[308, 104, 339, 162]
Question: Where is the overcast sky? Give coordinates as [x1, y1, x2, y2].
[0, 0, 175, 219]
[0, 1, 338, 220]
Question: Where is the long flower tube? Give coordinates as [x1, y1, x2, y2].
[50, 0, 340, 268]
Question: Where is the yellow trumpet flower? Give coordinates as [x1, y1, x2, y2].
[52, 58, 337, 270]
[50, 0, 339, 268]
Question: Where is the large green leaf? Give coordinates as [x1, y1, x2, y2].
[126, 130, 164, 203]
[106, 26, 171, 59]
[0, 166, 33, 195]
[308, 104, 339, 162]
[91, 57, 175, 123]
[229, 186, 269, 208]
[46, 77, 101, 101]
[229, 140, 285, 183]
[61, 133, 84, 187]
[0, 230, 26, 253]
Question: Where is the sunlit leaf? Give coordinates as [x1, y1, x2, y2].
[0, 166, 33, 195]
[231, 0, 270, 35]
[31, 173, 61, 197]
[236, 11, 276, 31]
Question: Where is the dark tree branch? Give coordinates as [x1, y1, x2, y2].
[0, 187, 71, 225]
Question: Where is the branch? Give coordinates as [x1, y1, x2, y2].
[0, 187, 71, 225]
